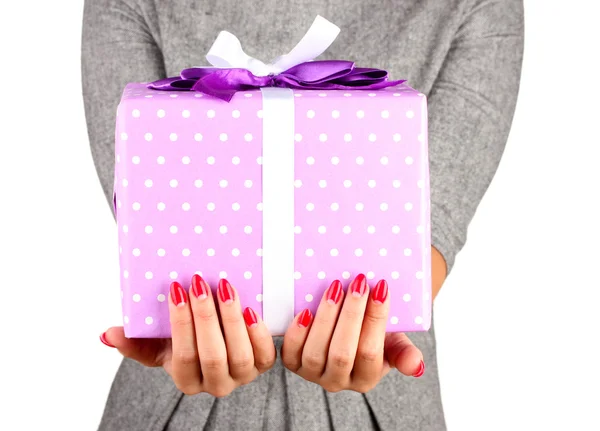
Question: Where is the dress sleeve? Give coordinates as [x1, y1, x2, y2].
[82, 0, 165, 210]
[428, 0, 524, 272]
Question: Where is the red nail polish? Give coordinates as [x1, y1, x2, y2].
[413, 360, 425, 378]
[372, 280, 388, 304]
[298, 308, 312, 328]
[191, 274, 209, 299]
[170, 281, 187, 306]
[100, 332, 115, 348]
[218, 279, 234, 303]
[350, 273, 367, 297]
[243, 307, 259, 328]
[326, 280, 343, 304]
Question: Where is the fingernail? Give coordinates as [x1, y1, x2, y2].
[243, 307, 259, 328]
[297, 308, 312, 328]
[218, 279, 234, 303]
[326, 280, 343, 304]
[170, 281, 187, 306]
[99, 332, 115, 348]
[371, 279, 388, 304]
[413, 360, 425, 378]
[350, 273, 367, 297]
[191, 274, 209, 300]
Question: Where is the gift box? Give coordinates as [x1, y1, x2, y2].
[113, 17, 432, 338]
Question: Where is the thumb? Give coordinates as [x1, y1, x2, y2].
[384, 332, 425, 377]
[100, 326, 170, 368]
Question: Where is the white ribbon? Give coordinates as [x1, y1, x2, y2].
[206, 15, 341, 76]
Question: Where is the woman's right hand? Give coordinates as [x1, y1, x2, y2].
[100, 275, 276, 397]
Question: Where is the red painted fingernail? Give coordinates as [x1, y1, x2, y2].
[350, 273, 367, 297]
[326, 280, 343, 304]
[218, 279, 234, 303]
[297, 308, 312, 328]
[191, 274, 209, 300]
[413, 360, 425, 378]
[243, 307, 259, 328]
[372, 279, 389, 304]
[170, 281, 187, 306]
[99, 332, 115, 348]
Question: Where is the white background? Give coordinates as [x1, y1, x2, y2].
[1, 1, 599, 430]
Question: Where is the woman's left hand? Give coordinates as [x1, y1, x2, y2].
[281, 274, 425, 393]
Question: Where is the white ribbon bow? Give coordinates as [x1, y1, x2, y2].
[205, 15, 341, 77]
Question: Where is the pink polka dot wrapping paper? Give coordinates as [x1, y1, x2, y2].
[114, 83, 431, 338]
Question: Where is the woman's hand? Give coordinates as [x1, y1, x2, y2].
[281, 274, 424, 393]
[99, 275, 276, 397]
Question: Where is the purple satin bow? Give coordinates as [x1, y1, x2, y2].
[148, 60, 405, 102]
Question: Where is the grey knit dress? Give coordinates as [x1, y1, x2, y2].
[82, 0, 524, 429]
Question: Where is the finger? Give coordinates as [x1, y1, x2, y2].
[216, 279, 257, 384]
[100, 326, 169, 367]
[168, 281, 203, 394]
[351, 279, 390, 391]
[281, 308, 314, 372]
[189, 274, 233, 394]
[242, 307, 277, 373]
[384, 332, 424, 377]
[299, 280, 344, 379]
[322, 274, 369, 388]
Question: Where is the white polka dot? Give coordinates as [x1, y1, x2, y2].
[305, 248, 314, 257]
[294, 133, 302, 142]
[207, 202, 216, 211]
[342, 271, 351, 280]
[116, 155, 120, 163]
[256, 293, 263, 302]
[406, 110, 415, 118]
[331, 156, 340, 165]
[381, 110, 390, 119]
[182, 156, 191, 165]
[132, 156, 140, 164]
[257, 156, 263, 165]
[393, 133, 401, 142]
[207, 248, 215, 256]
[123, 270, 129, 279]
[157, 294, 166, 302]
[170, 225, 178, 234]
[157, 248, 166, 257]
[418, 134, 424, 142]
[232, 248, 240, 257]
[344, 133, 352, 142]
[145, 271, 153, 280]
[194, 226, 203, 234]
[232, 202, 240, 211]
[207, 156, 215, 165]
[416, 271, 424, 280]
[294, 226, 302, 234]
[392, 225, 400, 234]
[390, 316, 399, 324]
[245, 133, 253, 142]
[332, 110, 340, 119]
[294, 179, 302, 188]
[219, 179, 228, 188]
[117, 200, 122, 208]
[355, 202, 364, 211]
[219, 133, 228, 142]
[356, 110, 365, 119]
[245, 180, 253, 188]
[306, 203, 315, 211]
[367, 271, 375, 280]
[355, 248, 363, 257]
[170, 94, 178, 98]
[122, 179, 128, 187]
[417, 180, 424, 189]
[133, 293, 141, 302]
[194, 179, 203, 188]
[245, 93, 253, 98]
[344, 93, 352, 97]
[194, 133, 203, 141]
[330, 249, 339, 257]
[145, 179, 153, 187]
[368, 180, 376, 188]
[417, 225, 425, 234]
[124, 316, 129, 324]
[232, 156, 240, 165]
[182, 110, 190, 118]
[318, 93, 327, 97]
[404, 248, 412, 256]
[415, 316, 423, 324]
[132, 109, 140, 118]
[145, 225, 153, 234]
[305, 294, 313, 302]
[368, 93, 377, 97]
[145, 316, 153, 325]
[343, 225, 351, 234]
[132, 248, 141, 256]
[170, 179, 178, 188]
[368, 133, 377, 142]
[307, 109, 315, 118]
[306, 156, 315, 165]
[257, 110, 263, 118]
[367, 225, 376, 234]
[121, 132, 128, 140]
[219, 225, 228, 234]
[405, 156, 414, 165]
[318, 180, 327, 188]
[403, 293, 411, 302]
[318, 225, 326, 234]
[156, 109, 165, 118]
[256, 248, 263, 257]
[256, 202, 263, 211]
[391, 271, 400, 279]
[330, 202, 339, 211]
[380, 203, 389, 211]
[294, 271, 302, 280]
[317, 271, 326, 280]
[393, 180, 401, 188]
[405, 202, 413, 211]
[157, 156, 165, 164]
[343, 179, 352, 188]
[232, 110, 240, 118]
[319, 133, 328, 142]
[244, 226, 252, 234]
[207, 109, 215, 118]
[170, 133, 178, 141]
[244, 271, 252, 280]
[132, 202, 141, 211]
[356, 156, 364, 165]
[379, 249, 388, 257]
[380, 156, 389, 165]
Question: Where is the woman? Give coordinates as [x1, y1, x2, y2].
[82, 1, 523, 429]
